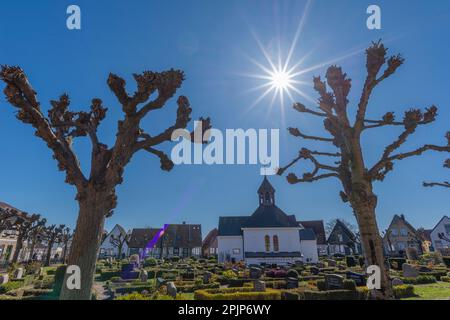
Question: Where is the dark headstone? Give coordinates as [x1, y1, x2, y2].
[346, 271, 366, 286]
[203, 271, 212, 284]
[156, 277, 166, 288]
[402, 263, 419, 278]
[418, 266, 432, 273]
[286, 277, 299, 289]
[310, 266, 319, 275]
[392, 278, 404, 287]
[325, 259, 337, 267]
[325, 274, 344, 290]
[249, 267, 262, 279]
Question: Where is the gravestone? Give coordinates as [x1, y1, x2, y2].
[0, 274, 8, 284]
[139, 269, 148, 282]
[36, 267, 44, 276]
[346, 271, 366, 286]
[203, 271, 212, 284]
[402, 263, 419, 278]
[167, 282, 177, 298]
[418, 266, 432, 273]
[310, 266, 319, 275]
[316, 262, 325, 268]
[286, 277, 298, 289]
[249, 267, 262, 279]
[120, 263, 139, 280]
[14, 268, 24, 279]
[325, 274, 344, 290]
[338, 264, 347, 271]
[254, 280, 266, 292]
[325, 259, 337, 267]
[392, 278, 404, 287]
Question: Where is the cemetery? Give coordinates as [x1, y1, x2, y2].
[1, 251, 449, 300]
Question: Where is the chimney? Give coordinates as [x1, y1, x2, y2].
[400, 214, 405, 221]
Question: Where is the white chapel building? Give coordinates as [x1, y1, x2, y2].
[217, 177, 319, 265]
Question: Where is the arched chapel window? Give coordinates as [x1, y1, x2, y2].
[265, 235, 270, 252]
[273, 235, 279, 252]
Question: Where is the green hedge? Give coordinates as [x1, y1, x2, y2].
[0, 281, 24, 294]
[99, 270, 121, 281]
[176, 282, 220, 293]
[442, 256, 450, 268]
[114, 285, 154, 295]
[281, 289, 368, 300]
[400, 275, 436, 284]
[393, 285, 415, 299]
[440, 276, 450, 283]
[194, 287, 281, 300]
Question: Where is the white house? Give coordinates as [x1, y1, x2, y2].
[430, 215, 450, 254]
[217, 177, 318, 265]
[99, 224, 129, 259]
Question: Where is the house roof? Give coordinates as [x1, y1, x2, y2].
[327, 219, 357, 244]
[218, 216, 248, 236]
[385, 214, 420, 239]
[299, 220, 326, 244]
[430, 215, 450, 235]
[299, 228, 316, 241]
[258, 176, 275, 194]
[202, 228, 218, 246]
[245, 252, 302, 258]
[128, 224, 202, 249]
[242, 205, 298, 228]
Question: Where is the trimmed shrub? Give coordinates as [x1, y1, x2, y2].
[99, 269, 121, 281]
[400, 275, 436, 285]
[393, 285, 415, 299]
[296, 289, 367, 300]
[52, 265, 67, 296]
[265, 280, 287, 289]
[115, 293, 151, 300]
[343, 279, 357, 291]
[346, 256, 356, 267]
[316, 279, 326, 291]
[114, 285, 154, 295]
[0, 281, 24, 294]
[440, 276, 450, 283]
[194, 287, 281, 300]
[442, 256, 450, 268]
[287, 269, 299, 279]
[143, 258, 157, 267]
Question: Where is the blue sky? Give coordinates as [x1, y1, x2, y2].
[0, 0, 449, 236]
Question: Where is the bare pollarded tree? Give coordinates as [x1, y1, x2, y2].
[43, 224, 65, 266]
[0, 207, 19, 234]
[277, 41, 450, 299]
[0, 66, 210, 300]
[110, 232, 129, 259]
[423, 157, 450, 188]
[10, 213, 43, 263]
[60, 227, 72, 263]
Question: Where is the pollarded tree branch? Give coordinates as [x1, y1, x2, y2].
[423, 158, 450, 188]
[277, 147, 340, 184]
[0, 66, 87, 188]
[288, 127, 334, 142]
[293, 102, 327, 117]
[354, 41, 404, 134]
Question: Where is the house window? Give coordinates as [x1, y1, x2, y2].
[264, 235, 270, 252]
[232, 248, 240, 254]
[400, 228, 408, 236]
[173, 247, 179, 255]
[397, 242, 406, 250]
[182, 248, 189, 256]
[391, 229, 398, 236]
[273, 235, 279, 252]
[338, 234, 343, 242]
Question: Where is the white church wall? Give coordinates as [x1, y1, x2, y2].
[217, 235, 243, 262]
[242, 228, 300, 253]
[300, 240, 319, 263]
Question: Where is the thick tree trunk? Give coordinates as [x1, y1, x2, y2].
[59, 193, 107, 300]
[44, 240, 54, 266]
[350, 183, 393, 299]
[11, 233, 23, 264]
[62, 242, 68, 263]
[29, 237, 36, 262]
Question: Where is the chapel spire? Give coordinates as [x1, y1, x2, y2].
[258, 176, 275, 206]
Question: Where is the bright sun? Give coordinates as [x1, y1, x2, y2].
[270, 70, 292, 90]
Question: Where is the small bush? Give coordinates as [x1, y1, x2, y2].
[222, 270, 237, 280]
[442, 256, 450, 268]
[316, 279, 326, 291]
[287, 269, 299, 279]
[143, 258, 158, 267]
[393, 285, 415, 299]
[343, 279, 357, 291]
[440, 276, 450, 283]
[345, 256, 356, 267]
[389, 258, 406, 271]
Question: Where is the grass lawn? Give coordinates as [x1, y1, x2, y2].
[403, 282, 450, 300]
